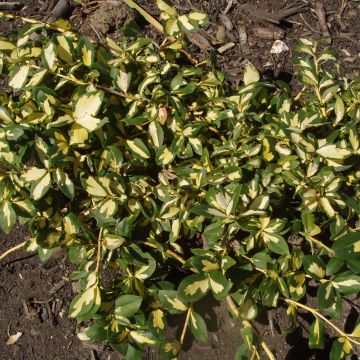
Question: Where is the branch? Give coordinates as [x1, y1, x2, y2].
[0, 241, 27, 261]
[284, 298, 360, 346]
[180, 304, 192, 347]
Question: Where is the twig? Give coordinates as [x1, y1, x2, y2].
[32, 298, 54, 304]
[180, 305, 192, 347]
[0, 241, 26, 262]
[300, 13, 321, 34]
[47, 0, 73, 23]
[0, 2, 23, 11]
[338, 0, 348, 19]
[49, 277, 69, 296]
[314, 2, 331, 43]
[224, 0, 234, 15]
[94, 228, 104, 276]
[21, 299, 31, 318]
[46, 301, 55, 325]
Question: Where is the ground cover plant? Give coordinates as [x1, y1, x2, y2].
[0, 0, 360, 358]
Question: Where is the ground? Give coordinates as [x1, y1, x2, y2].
[0, 0, 359, 359]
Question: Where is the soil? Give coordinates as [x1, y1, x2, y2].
[1, 1, 360, 359]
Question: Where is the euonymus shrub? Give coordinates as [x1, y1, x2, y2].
[0, 1, 360, 359]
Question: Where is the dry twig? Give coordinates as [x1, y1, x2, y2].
[314, 2, 331, 43]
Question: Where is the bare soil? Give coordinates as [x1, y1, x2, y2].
[0, 1, 359, 359]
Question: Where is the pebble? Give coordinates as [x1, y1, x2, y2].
[270, 40, 289, 54]
[30, 328, 39, 336]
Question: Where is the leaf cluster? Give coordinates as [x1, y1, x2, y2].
[0, 3, 360, 359]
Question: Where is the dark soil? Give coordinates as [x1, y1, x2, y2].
[1, 1, 360, 359]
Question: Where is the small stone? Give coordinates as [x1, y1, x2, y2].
[270, 40, 289, 54]
[212, 334, 219, 342]
[30, 328, 39, 336]
[341, 49, 352, 57]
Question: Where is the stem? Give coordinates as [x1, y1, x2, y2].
[94, 228, 104, 275]
[315, 87, 327, 117]
[142, 241, 186, 265]
[122, 0, 164, 33]
[294, 85, 306, 101]
[30, 64, 135, 100]
[226, 296, 276, 360]
[305, 235, 335, 255]
[180, 305, 192, 347]
[0, 11, 67, 33]
[0, 241, 26, 261]
[284, 298, 360, 346]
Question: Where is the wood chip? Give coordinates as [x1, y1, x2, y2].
[219, 13, 234, 31]
[186, 32, 214, 52]
[253, 26, 285, 40]
[218, 42, 235, 54]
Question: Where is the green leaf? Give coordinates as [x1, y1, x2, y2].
[0, 201, 16, 234]
[84, 176, 108, 197]
[149, 309, 167, 336]
[263, 232, 289, 255]
[330, 338, 352, 360]
[303, 255, 326, 280]
[54, 168, 74, 199]
[208, 270, 232, 300]
[73, 91, 104, 131]
[41, 41, 57, 70]
[0, 38, 16, 51]
[332, 232, 360, 260]
[111, 66, 132, 94]
[69, 285, 99, 319]
[9, 65, 30, 89]
[301, 208, 320, 236]
[31, 172, 51, 200]
[326, 257, 344, 276]
[129, 331, 156, 345]
[332, 272, 360, 295]
[159, 340, 181, 360]
[126, 138, 151, 159]
[159, 290, 188, 314]
[189, 310, 208, 342]
[317, 281, 335, 310]
[148, 121, 164, 148]
[178, 274, 209, 302]
[308, 318, 325, 349]
[0, 106, 13, 124]
[203, 221, 223, 248]
[114, 294, 142, 318]
[316, 144, 351, 160]
[77, 37, 94, 67]
[334, 95, 345, 125]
